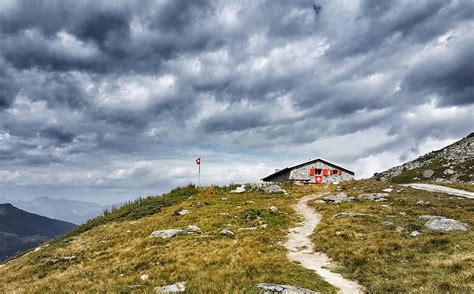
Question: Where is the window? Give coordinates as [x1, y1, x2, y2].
[316, 169, 322, 175]
[333, 169, 338, 175]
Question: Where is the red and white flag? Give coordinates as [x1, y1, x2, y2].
[195, 157, 201, 165]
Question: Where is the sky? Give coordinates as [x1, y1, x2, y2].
[0, 0, 473, 204]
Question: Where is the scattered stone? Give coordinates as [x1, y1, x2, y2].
[314, 200, 325, 204]
[382, 188, 394, 193]
[246, 201, 255, 204]
[187, 225, 202, 234]
[395, 226, 404, 233]
[358, 193, 389, 201]
[332, 181, 340, 185]
[238, 227, 258, 231]
[443, 168, 455, 175]
[419, 215, 469, 231]
[260, 224, 268, 229]
[399, 212, 406, 215]
[256, 283, 319, 293]
[422, 169, 434, 178]
[154, 282, 186, 293]
[140, 274, 149, 281]
[333, 212, 369, 218]
[381, 204, 391, 209]
[416, 200, 429, 206]
[269, 206, 279, 213]
[220, 229, 235, 237]
[219, 212, 230, 216]
[34, 247, 42, 252]
[263, 185, 288, 194]
[231, 186, 246, 193]
[0, 264, 5, 268]
[323, 193, 350, 203]
[409, 231, 421, 237]
[173, 208, 190, 216]
[149, 229, 186, 239]
[192, 202, 209, 207]
[220, 197, 227, 200]
[383, 221, 394, 226]
[48, 256, 77, 264]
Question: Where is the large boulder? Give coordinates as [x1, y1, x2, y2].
[323, 193, 351, 203]
[422, 169, 434, 178]
[419, 215, 469, 231]
[256, 283, 319, 293]
[231, 185, 246, 193]
[149, 229, 186, 239]
[263, 185, 288, 194]
[333, 212, 369, 218]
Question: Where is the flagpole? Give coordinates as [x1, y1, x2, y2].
[198, 156, 201, 187]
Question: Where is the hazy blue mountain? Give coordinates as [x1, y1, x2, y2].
[0, 197, 106, 225]
[0, 203, 75, 261]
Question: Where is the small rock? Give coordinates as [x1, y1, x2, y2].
[333, 212, 369, 218]
[269, 206, 279, 213]
[443, 168, 454, 175]
[263, 185, 288, 194]
[422, 169, 434, 178]
[409, 231, 421, 237]
[260, 224, 268, 229]
[383, 221, 394, 226]
[416, 200, 429, 206]
[149, 229, 186, 239]
[381, 204, 391, 209]
[256, 283, 318, 293]
[220, 197, 227, 200]
[382, 188, 394, 193]
[419, 215, 469, 231]
[358, 193, 389, 201]
[140, 274, 149, 281]
[246, 201, 255, 204]
[192, 202, 209, 207]
[395, 226, 404, 233]
[154, 282, 186, 293]
[174, 208, 190, 216]
[399, 212, 406, 215]
[332, 181, 340, 185]
[34, 247, 42, 252]
[238, 227, 258, 231]
[187, 225, 202, 234]
[220, 229, 235, 237]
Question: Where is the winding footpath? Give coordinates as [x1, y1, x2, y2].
[402, 183, 474, 199]
[284, 194, 364, 294]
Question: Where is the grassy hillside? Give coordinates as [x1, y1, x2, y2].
[1, 181, 472, 293]
[309, 180, 474, 293]
[0, 184, 336, 293]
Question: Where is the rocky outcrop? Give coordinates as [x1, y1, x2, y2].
[372, 132, 474, 183]
[263, 185, 288, 194]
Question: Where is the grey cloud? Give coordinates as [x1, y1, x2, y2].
[0, 0, 472, 202]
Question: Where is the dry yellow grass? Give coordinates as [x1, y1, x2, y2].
[0, 185, 336, 293]
[309, 180, 474, 293]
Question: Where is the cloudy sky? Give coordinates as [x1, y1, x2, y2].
[0, 0, 472, 204]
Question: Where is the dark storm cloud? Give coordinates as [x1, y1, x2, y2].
[0, 0, 473, 198]
[402, 37, 474, 106]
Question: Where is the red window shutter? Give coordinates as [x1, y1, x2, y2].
[338, 169, 342, 175]
[323, 169, 329, 176]
[309, 168, 315, 176]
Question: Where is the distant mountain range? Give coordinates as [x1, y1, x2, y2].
[0, 203, 75, 262]
[373, 132, 474, 183]
[0, 197, 116, 225]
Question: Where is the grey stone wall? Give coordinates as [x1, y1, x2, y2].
[289, 161, 354, 183]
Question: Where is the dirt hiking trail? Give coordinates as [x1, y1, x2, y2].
[284, 194, 364, 294]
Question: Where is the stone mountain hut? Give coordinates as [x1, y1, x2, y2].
[261, 158, 354, 184]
